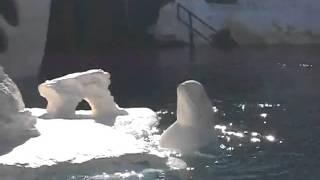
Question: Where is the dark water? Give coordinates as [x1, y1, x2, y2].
[39, 44, 320, 106]
[152, 45, 320, 179]
[17, 44, 320, 179]
[68, 98, 320, 179]
[155, 100, 320, 180]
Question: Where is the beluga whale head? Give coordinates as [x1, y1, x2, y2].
[176, 80, 214, 127]
[160, 80, 219, 154]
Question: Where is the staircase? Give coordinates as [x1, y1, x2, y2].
[176, 2, 237, 50]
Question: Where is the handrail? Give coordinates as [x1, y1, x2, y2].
[177, 3, 217, 47]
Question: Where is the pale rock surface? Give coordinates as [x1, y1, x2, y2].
[154, 0, 320, 45]
[0, 0, 51, 78]
[0, 108, 186, 179]
[160, 80, 219, 154]
[153, 1, 189, 43]
[38, 69, 127, 125]
[0, 68, 187, 178]
[0, 108, 157, 167]
[0, 66, 39, 155]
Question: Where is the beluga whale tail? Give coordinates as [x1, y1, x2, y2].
[160, 80, 219, 154]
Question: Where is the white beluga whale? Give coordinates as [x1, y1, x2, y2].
[160, 80, 219, 154]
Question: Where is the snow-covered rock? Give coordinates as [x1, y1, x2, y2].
[0, 66, 39, 155]
[38, 69, 127, 125]
[0, 71, 229, 178]
[154, 0, 320, 45]
[0, 0, 51, 78]
[0, 108, 185, 179]
[0, 108, 158, 167]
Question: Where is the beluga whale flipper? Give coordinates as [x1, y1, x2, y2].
[160, 80, 219, 154]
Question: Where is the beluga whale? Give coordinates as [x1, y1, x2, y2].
[160, 80, 219, 154]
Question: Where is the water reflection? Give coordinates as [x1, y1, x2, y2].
[151, 98, 319, 179]
[18, 40, 320, 179]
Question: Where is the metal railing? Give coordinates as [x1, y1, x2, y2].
[177, 3, 217, 48]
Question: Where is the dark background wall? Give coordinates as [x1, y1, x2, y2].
[44, 0, 165, 54]
[0, 0, 19, 53]
[41, 0, 169, 107]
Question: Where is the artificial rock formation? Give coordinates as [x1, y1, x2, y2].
[160, 80, 219, 154]
[0, 66, 39, 155]
[0, 0, 51, 78]
[0, 108, 180, 178]
[38, 69, 127, 125]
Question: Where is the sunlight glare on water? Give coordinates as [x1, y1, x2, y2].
[151, 99, 315, 180]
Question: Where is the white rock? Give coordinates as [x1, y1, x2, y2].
[160, 80, 219, 154]
[0, 108, 184, 179]
[0, 0, 51, 78]
[153, 1, 189, 43]
[0, 108, 156, 167]
[38, 69, 127, 125]
[0, 66, 24, 112]
[154, 0, 320, 45]
[0, 66, 39, 155]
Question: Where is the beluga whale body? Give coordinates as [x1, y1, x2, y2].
[160, 80, 219, 154]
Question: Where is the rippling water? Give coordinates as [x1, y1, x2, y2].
[16, 45, 320, 179]
[153, 100, 319, 180]
[65, 99, 320, 180]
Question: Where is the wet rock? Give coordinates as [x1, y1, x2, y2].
[210, 28, 238, 51]
[0, 66, 39, 155]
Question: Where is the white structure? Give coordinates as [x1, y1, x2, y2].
[0, 66, 39, 154]
[0, 108, 159, 167]
[0, 0, 51, 79]
[155, 0, 320, 45]
[38, 69, 127, 125]
[0, 70, 188, 178]
[0, 108, 187, 178]
[160, 80, 219, 154]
